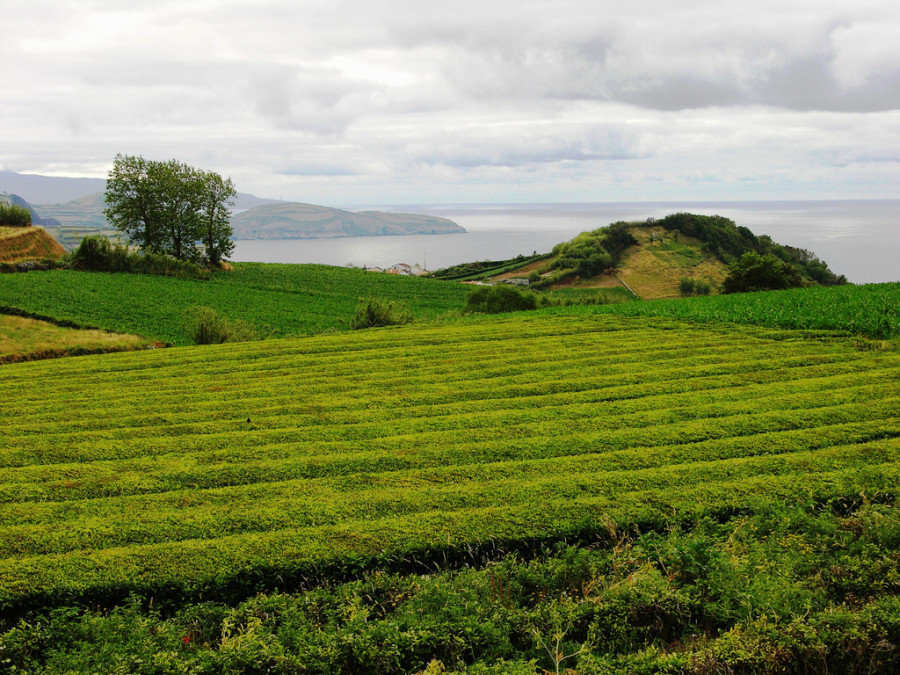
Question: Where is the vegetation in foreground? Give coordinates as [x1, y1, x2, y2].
[1, 315, 897, 612]
[1, 499, 897, 674]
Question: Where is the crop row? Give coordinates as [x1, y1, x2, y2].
[2, 463, 898, 613]
[0, 314, 898, 612]
[0, 315, 877, 413]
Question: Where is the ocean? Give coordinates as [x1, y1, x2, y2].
[231, 200, 899, 284]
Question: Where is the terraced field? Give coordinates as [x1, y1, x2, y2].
[2, 313, 898, 618]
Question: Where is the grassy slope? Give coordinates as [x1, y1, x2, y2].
[0, 263, 471, 345]
[0, 226, 66, 262]
[615, 225, 727, 298]
[0, 315, 149, 363]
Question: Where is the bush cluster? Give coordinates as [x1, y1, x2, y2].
[678, 277, 712, 296]
[181, 306, 258, 344]
[350, 298, 413, 329]
[656, 213, 846, 286]
[540, 222, 638, 287]
[0, 202, 32, 227]
[463, 284, 538, 314]
[722, 251, 805, 294]
[70, 235, 210, 279]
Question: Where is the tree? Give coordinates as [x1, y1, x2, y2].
[104, 154, 235, 264]
[722, 251, 805, 293]
[104, 154, 164, 252]
[155, 159, 203, 263]
[196, 170, 236, 265]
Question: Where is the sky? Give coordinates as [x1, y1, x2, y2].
[2, 0, 900, 206]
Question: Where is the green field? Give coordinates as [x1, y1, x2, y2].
[0, 263, 470, 344]
[2, 314, 898, 603]
[1, 267, 899, 672]
[595, 281, 900, 339]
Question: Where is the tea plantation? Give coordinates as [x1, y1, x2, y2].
[1, 294, 898, 672]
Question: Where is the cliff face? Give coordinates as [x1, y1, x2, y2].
[0, 226, 67, 262]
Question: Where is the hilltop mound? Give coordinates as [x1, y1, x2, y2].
[487, 213, 845, 299]
[230, 202, 465, 239]
[0, 226, 66, 262]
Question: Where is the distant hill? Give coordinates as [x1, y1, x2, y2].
[0, 171, 106, 205]
[456, 213, 844, 299]
[229, 202, 465, 239]
[0, 193, 64, 230]
[1, 172, 463, 245]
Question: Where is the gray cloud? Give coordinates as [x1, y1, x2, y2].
[1, 0, 899, 202]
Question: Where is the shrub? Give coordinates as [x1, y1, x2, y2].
[182, 306, 258, 344]
[722, 251, 805, 294]
[70, 235, 209, 279]
[350, 298, 413, 329]
[0, 202, 32, 226]
[464, 284, 538, 314]
[679, 278, 712, 297]
[678, 278, 696, 296]
[70, 235, 115, 269]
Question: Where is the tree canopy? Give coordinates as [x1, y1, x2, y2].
[722, 251, 805, 293]
[104, 154, 236, 265]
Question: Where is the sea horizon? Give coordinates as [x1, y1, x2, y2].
[232, 199, 900, 285]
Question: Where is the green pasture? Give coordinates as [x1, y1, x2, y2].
[594, 281, 900, 339]
[1, 313, 898, 617]
[0, 263, 470, 344]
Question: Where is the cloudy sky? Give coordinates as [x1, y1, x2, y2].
[2, 0, 899, 205]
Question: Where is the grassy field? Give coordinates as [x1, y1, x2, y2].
[592, 281, 900, 340]
[1, 267, 899, 672]
[615, 226, 727, 299]
[0, 263, 470, 345]
[0, 226, 66, 262]
[2, 314, 898, 602]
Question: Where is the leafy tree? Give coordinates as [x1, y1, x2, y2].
[104, 154, 235, 264]
[196, 171, 236, 265]
[104, 154, 165, 253]
[155, 159, 203, 262]
[722, 251, 805, 293]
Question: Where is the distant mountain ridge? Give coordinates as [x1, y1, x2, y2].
[230, 202, 465, 239]
[0, 171, 464, 244]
